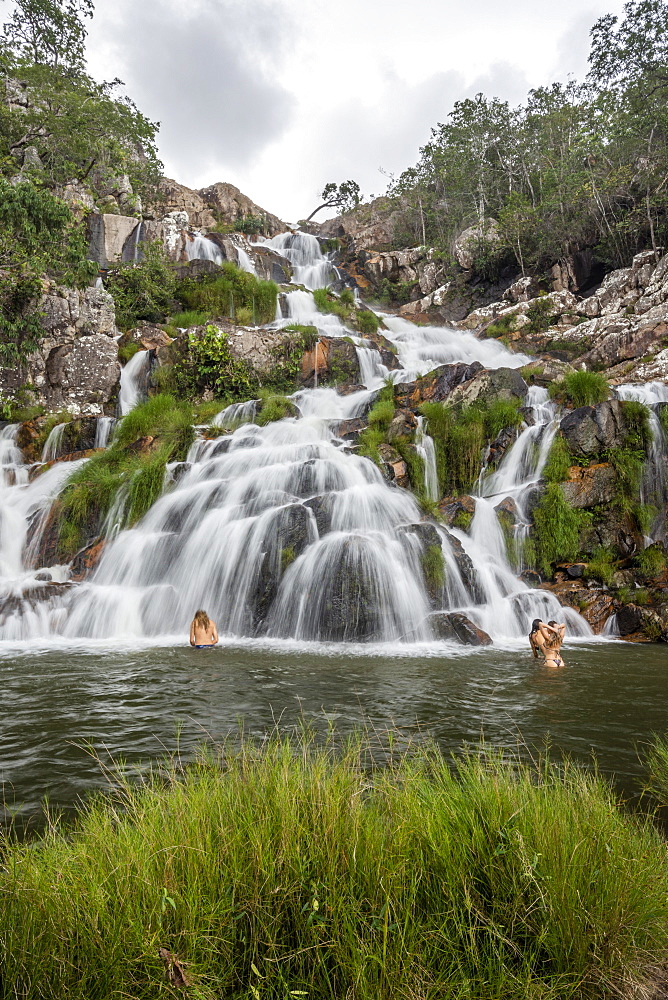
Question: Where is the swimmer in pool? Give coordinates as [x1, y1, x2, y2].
[189, 609, 218, 648]
[529, 619, 566, 667]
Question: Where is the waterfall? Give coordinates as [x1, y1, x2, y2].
[95, 417, 116, 449]
[415, 416, 439, 501]
[615, 382, 668, 541]
[266, 233, 335, 289]
[118, 350, 150, 416]
[187, 233, 223, 265]
[236, 246, 256, 274]
[41, 422, 68, 463]
[0, 231, 594, 645]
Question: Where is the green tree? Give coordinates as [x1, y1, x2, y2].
[305, 180, 361, 222]
[1, 0, 94, 69]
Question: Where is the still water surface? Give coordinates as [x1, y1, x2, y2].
[1, 638, 666, 825]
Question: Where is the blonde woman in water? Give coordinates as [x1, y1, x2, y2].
[189, 609, 219, 648]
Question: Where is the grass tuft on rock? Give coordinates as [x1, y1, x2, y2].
[549, 371, 610, 408]
[2, 734, 668, 1000]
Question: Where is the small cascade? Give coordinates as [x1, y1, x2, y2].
[415, 416, 439, 501]
[603, 613, 621, 637]
[615, 382, 668, 540]
[212, 400, 258, 429]
[236, 246, 256, 274]
[95, 417, 116, 449]
[187, 233, 223, 265]
[41, 422, 68, 463]
[266, 232, 335, 290]
[118, 350, 150, 416]
[122, 221, 144, 263]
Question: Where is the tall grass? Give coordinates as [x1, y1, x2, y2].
[2, 735, 668, 1000]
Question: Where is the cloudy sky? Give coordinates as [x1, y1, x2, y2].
[16, 0, 630, 221]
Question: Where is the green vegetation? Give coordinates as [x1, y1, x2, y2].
[421, 398, 523, 495]
[453, 509, 473, 531]
[3, 734, 668, 1000]
[103, 240, 177, 331]
[0, 180, 96, 364]
[356, 308, 381, 335]
[169, 310, 211, 329]
[117, 341, 141, 365]
[281, 546, 296, 571]
[313, 287, 382, 335]
[422, 543, 445, 590]
[549, 371, 610, 408]
[255, 395, 296, 427]
[621, 399, 651, 449]
[636, 544, 667, 577]
[357, 385, 395, 464]
[586, 545, 617, 585]
[57, 395, 193, 557]
[543, 436, 573, 484]
[606, 446, 645, 501]
[531, 484, 591, 576]
[524, 296, 556, 334]
[484, 312, 518, 338]
[177, 264, 278, 326]
[387, 2, 668, 273]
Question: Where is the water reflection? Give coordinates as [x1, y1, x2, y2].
[1, 640, 666, 827]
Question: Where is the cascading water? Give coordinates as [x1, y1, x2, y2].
[41, 422, 68, 463]
[187, 233, 223, 265]
[236, 246, 256, 274]
[415, 416, 439, 502]
[118, 350, 151, 416]
[0, 233, 594, 645]
[266, 232, 336, 290]
[615, 382, 668, 541]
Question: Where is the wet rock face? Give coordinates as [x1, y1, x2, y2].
[559, 400, 627, 458]
[300, 338, 361, 388]
[446, 367, 528, 408]
[252, 503, 313, 633]
[0, 285, 120, 417]
[393, 362, 484, 409]
[429, 611, 492, 645]
[580, 508, 641, 559]
[560, 463, 618, 508]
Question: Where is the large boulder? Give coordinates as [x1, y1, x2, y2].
[559, 400, 627, 458]
[300, 337, 360, 388]
[453, 219, 502, 271]
[446, 367, 528, 408]
[0, 284, 120, 416]
[393, 362, 483, 409]
[429, 611, 492, 645]
[560, 463, 618, 508]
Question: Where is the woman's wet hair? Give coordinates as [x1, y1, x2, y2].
[193, 609, 210, 629]
[529, 618, 542, 635]
[548, 620, 558, 627]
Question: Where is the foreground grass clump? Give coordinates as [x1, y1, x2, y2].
[2, 736, 668, 1000]
[549, 371, 610, 408]
[176, 263, 278, 326]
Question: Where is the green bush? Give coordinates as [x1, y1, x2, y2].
[105, 240, 177, 331]
[117, 341, 141, 365]
[636, 544, 667, 577]
[531, 484, 590, 576]
[176, 263, 278, 326]
[549, 371, 610, 408]
[621, 400, 651, 449]
[356, 308, 380, 335]
[586, 546, 616, 585]
[525, 296, 556, 334]
[543, 436, 573, 484]
[484, 312, 518, 338]
[168, 324, 259, 402]
[255, 395, 296, 426]
[2, 735, 668, 1000]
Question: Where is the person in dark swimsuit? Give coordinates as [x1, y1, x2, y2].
[189, 609, 218, 648]
[529, 619, 566, 667]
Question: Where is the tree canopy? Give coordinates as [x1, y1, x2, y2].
[1, 0, 94, 69]
[305, 180, 362, 222]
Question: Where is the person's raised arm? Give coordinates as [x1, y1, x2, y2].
[538, 623, 558, 643]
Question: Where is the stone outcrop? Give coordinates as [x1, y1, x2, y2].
[560, 463, 618, 508]
[150, 178, 285, 235]
[0, 284, 120, 416]
[88, 213, 141, 266]
[559, 400, 628, 458]
[446, 367, 528, 408]
[429, 611, 493, 645]
[317, 196, 401, 251]
[453, 219, 502, 270]
[393, 363, 484, 410]
[300, 337, 361, 389]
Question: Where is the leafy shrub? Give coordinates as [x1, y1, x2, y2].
[339, 288, 355, 307]
[636, 544, 667, 577]
[105, 240, 177, 331]
[621, 400, 651, 449]
[167, 324, 259, 402]
[531, 484, 590, 576]
[549, 371, 610, 408]
[357, 309, 380, 335]
[255, 395, 296, 426]
[484, 312, 518, 338]
[176, 263, 278, 326]
[525, 296, 556, 334]
[586, 546, 616, 585]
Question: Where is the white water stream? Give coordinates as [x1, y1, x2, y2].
[0, 236, 597, 644]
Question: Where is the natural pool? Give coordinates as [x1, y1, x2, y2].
[1, 637, 665, 825]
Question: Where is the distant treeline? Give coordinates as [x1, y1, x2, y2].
[388, 0, 668, 276]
